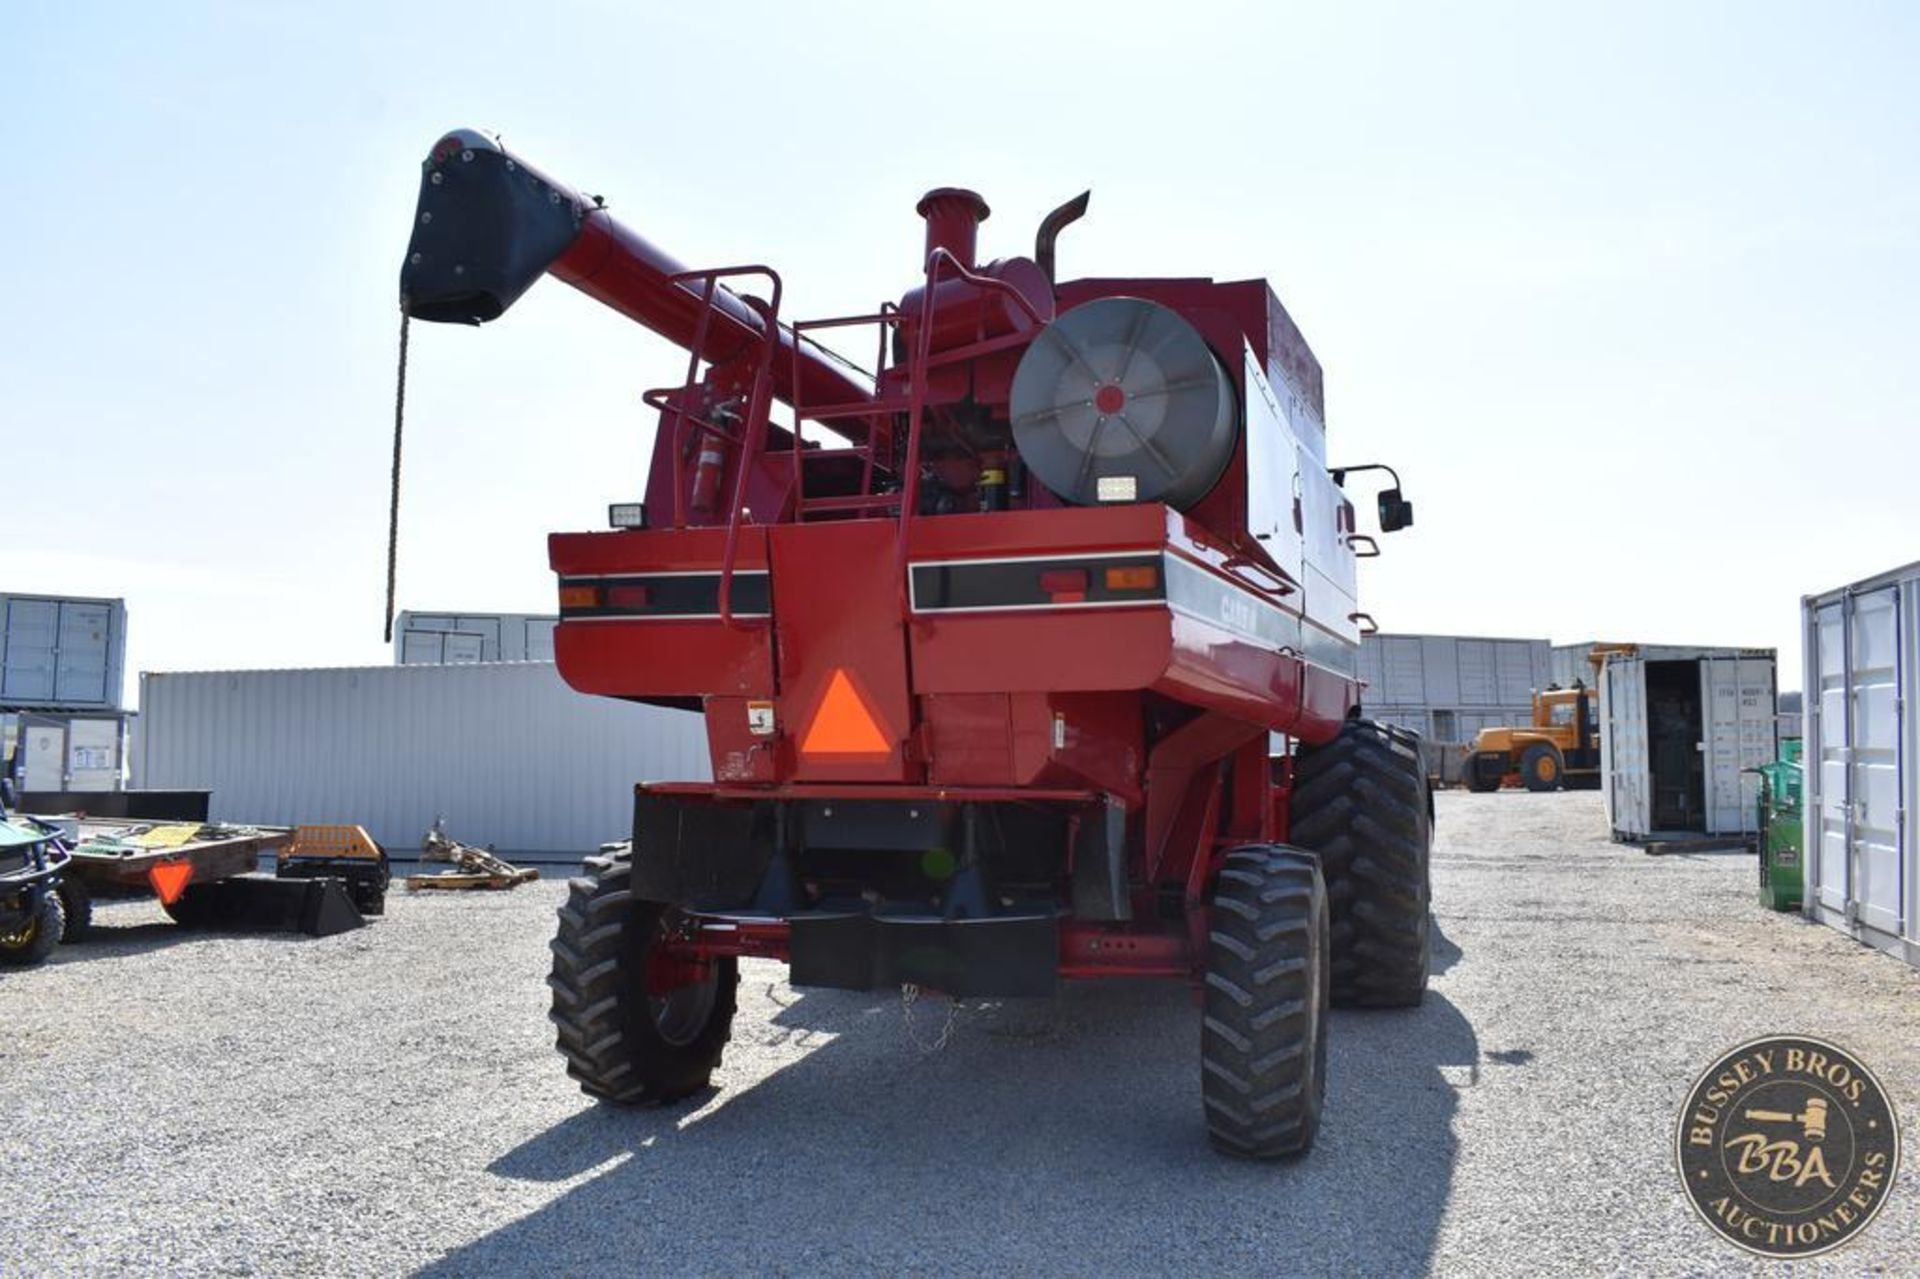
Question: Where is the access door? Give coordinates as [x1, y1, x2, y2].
[1700, 657, 1776, 834]
[1846, 587, 1904, 937]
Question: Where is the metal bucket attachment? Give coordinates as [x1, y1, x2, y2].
[174, 874, 365, 937]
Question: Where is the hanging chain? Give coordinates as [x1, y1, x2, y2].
[900, 982, 960, 1054]
[383, 305, 411, 643]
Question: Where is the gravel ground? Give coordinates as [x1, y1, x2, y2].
[2, 790, 1916, 1276]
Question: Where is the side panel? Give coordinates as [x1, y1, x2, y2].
[1812, 601, 1850, 915]
[64, 718, 122, 792]
[54, 602, 116, 705]
[1701, 656, 1777, 835]
[1379, 636, 1425, 703]
[23, 724, 64, 791]
[1494, 641, 1539, 705]
[1849, 587, 1902, 937]
[1603, 657, 1650, 838]
[1420, 636, 1461, 705]
[1458, 640, 1497, 704]
[773, 522, 913, 783]
[1241, 346, 1304, 580]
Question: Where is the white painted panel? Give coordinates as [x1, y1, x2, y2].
[1381, 637, 1426, 703]
[133, 663, 711, 861]
[1701, 657, 1775, 834]
[394, 611, 562, 664]
[1242, 347, 1304, 579]
[1494, 642, 1538, 704]
[1604, 658, 1650, 838]
[1420, 637, 1461, 705]
[64, 717, 121, 792]
[23, 725, 64, 791]
[2, 598, 59, 703]
[1849, 588, 1902, 937]
[1457, 640, 1496, 704]
[400, 631, 445, 664]
[1356, 641, 1385, 702]
[0, 594, 127, 710]
[1812, 603, 1851, 913]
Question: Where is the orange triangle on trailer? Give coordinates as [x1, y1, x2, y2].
[800, 669, 893, 756]
[149, 861, 194, 905]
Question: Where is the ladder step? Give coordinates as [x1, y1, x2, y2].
[799, 495, 901, 514]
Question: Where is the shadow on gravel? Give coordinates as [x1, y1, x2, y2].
[49, 918, 369, 965]
[431, 977, 1478, 1275]
[1431, 919, 1463, 977]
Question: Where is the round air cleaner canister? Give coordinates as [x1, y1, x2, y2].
[1009, 297, 1238, 510]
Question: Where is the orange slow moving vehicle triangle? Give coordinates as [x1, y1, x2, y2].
[149, 861, 193, 906]
[800, 669, 893, 756]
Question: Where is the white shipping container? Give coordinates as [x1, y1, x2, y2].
[1359, 634, 1551, 712]
[1600, 651, 1777, 841]
[394, 611, 558, 664]
[133, 662, 709, 861]
[1, 593, 128, 710]
[1803, 562, 1919, 970]
[3, 712, 127, 792]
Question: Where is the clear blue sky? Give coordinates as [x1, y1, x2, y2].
[3, 1, 1915, 699]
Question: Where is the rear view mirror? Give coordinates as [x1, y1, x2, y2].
[1378, 488, 1414, 532]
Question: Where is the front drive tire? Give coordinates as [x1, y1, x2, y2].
[1520, 743, 1564, 793]
[1291, 718, 1433, 1009]
[1202, 845, 1330, 1160]
[549, 847, 739, 1105]
[0, 891, 66, 966]
[1463, 754, 1503, 793]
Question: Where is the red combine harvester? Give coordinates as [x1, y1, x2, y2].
[399, 129, 1429, 1157]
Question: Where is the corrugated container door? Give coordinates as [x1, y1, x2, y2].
[1811, 601, 1850, 916]
[65, 718, 121, 792]
[2, 598, 59, 702]
[1604, 656, 1650, 838]
[23, 724, 64, 790]
[1700, 657, 1777, 834]
[1458, 641, 1495, 704]
[54, 602, 113, 704]
[1421, 636, 1461, 704]
[1848, 587, 1904, 939]
[400, 631, 446, 664]
[1494, 642, 1535, 704]
[1383, 637, 1426, 702]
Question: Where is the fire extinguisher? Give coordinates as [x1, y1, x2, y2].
[688, 401, 741, 519]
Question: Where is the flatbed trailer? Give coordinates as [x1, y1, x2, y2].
[52, 821, 293, 896]
[28, 819, 362, 936]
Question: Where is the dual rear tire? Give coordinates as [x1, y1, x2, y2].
[1291, 718, 1434, 1009]
[1202, 717, 1436, 1159]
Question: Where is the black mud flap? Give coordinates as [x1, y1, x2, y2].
[184, 874, 365, 937]
[790, 911, 1058, 997]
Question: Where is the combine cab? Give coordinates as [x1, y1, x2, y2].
[397, 130, 1428, 1157]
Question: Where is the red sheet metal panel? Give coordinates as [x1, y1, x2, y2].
[771, 522, 914, 783]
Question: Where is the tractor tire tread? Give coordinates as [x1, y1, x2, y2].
[548, 846, 738, 1107]
[0, 890, 65, 966]
[1202, 844, 1328, 1160]
[56, 875, 92, 943]
[1291, 718, 1433, 1008]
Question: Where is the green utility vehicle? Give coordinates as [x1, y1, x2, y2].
[1754, 739, 1803, 911]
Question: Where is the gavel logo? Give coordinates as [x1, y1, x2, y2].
[1743, 1095, 1829, 1143]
